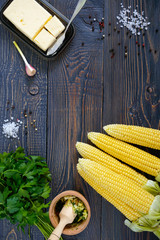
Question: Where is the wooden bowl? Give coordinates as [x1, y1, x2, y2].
[49, 190, 91, 235]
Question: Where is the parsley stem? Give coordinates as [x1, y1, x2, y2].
[35, 215, 63, 240]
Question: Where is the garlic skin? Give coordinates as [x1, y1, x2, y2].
[13, 41, 36, 77]
[25, 64, 36, 77]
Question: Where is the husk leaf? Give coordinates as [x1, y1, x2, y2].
[124, 196, 160, 239]
[143, 180, 160, 196]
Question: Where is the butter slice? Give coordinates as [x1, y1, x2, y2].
[44, 16, 65, 38]
[34, 29, 56, 51]
[3, 0, 52, 40]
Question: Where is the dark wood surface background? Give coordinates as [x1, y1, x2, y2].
[0, 0, 159, 239]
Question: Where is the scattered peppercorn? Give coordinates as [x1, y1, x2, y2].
[109, 49, 114, 53]
[99, 21, 104, 29]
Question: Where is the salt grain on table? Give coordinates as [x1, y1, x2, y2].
[2, 118, 22, 139]
[117, 3, 150, 35]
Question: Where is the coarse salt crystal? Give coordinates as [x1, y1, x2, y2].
[116, 4, 150, 35]
[2, 118, 22, 139]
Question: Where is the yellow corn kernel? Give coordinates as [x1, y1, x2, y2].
[76, 142, 147, 187]
[77, 164, 141, 221]
[104, 124, 160, 150]
[88, 132, 160, 177]
[78, 158, 154, 214]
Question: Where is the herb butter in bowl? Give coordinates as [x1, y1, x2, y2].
[49, 190, 91, 235]
[0, 0, 75, 58]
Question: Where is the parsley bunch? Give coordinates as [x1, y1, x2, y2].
[0, 147, 59, 239]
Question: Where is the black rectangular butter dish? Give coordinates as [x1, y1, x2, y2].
[0, 0, 75, 59]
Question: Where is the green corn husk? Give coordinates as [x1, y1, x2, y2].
[143, 180, 160, 196]
[125, 196, 160, 238]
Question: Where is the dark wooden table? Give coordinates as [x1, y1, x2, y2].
[0, 0, 159, 239]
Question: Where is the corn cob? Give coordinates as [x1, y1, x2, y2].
[104, 124, 160, 150]
[76, 142, 147, 187]
[77, 158, 160, 237]
[78, 158, 154, 214]
[88, 132, 160, 180]
[77, 163, 141, 221]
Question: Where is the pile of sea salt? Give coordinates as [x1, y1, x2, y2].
[2, 117, 22, 139]
[117, 3, 150, 35]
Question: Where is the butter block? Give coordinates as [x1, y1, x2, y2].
[3, 0, 52, 40]
[34, 28, 56, 51]
[44, 15, 65, 38]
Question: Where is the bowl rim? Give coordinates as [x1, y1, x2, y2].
[49, 190, 91, 235]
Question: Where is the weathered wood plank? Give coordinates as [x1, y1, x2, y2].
[102, 0, 159, 239]
[47, 0, 104, 239]
[0, 0, 159, 239]
[0, 1, 48, 238]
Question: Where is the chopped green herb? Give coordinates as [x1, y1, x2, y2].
[55, 195, 88, 227]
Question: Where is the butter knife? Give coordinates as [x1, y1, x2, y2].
[47, 0, 87, 56]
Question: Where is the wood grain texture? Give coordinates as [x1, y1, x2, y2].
[47, 0, 104, 239]
[102, 0, 159, 240]
[0, 0, 159, 239]
[0, 0, 48, 239]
